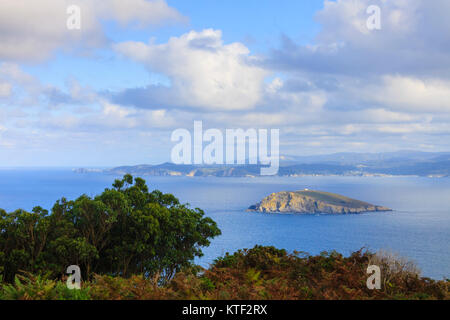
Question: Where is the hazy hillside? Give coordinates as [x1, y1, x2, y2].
[74, 151, 450, 177]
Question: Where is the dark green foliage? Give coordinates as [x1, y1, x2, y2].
[0, 175, 221, 283]
[0, 273, 92, 300]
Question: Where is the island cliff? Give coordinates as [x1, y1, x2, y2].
[248, 190, 391, 214]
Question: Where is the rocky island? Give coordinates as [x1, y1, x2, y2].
[248, 190, 392, 214]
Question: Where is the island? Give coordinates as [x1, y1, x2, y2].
[247, 190, 392, 214]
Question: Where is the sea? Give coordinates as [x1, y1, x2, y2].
[0, 168, 448, 279]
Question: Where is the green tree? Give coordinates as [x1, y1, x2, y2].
[0, 175, 221, 283]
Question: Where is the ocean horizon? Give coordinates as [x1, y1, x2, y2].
[0, 168, 448, 280]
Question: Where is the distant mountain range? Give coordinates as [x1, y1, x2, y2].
[74, 151, 450, 178]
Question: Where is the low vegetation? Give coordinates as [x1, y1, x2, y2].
[0, 246, 448, 300]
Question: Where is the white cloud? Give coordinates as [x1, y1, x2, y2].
[316, 0, 421, 41]
[0, 0, 185, 62]
[0, 63, 42, 105]
[95, 101, 177, 129]
[260, 0, 450, 151]
[98, 0, 187, 27]
[114, 29, 269, 110]
[354, 108, 419, 123]
[370, 76, 450, 113]
[0, 82, 12, 98]
[264, 77, 327, 112]
[272, 0, 450, 78]
[0, 63, 35, 84]
[327, 75, 450, 114]
[0, 63, 100, 108]
[0, 0, 103, 62]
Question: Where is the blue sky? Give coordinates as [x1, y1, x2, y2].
[1, 0, 450, 166]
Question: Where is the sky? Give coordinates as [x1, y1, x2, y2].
[0, 0, 450, 167]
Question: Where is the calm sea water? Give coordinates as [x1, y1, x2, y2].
[0, 168, 449, 279]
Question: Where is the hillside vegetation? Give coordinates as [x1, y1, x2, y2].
[0, 246, 448, 300]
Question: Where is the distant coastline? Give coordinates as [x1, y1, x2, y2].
[73, 151, 450, 178]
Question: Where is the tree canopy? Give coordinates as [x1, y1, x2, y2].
[0, 175, 221, 283]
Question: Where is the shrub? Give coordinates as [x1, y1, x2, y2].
[0, 247, 447, 300]
[0, 273, 91, 300]
[368, 249, 421, 293]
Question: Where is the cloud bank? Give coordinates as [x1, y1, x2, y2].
[1, 0, 450, 165]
